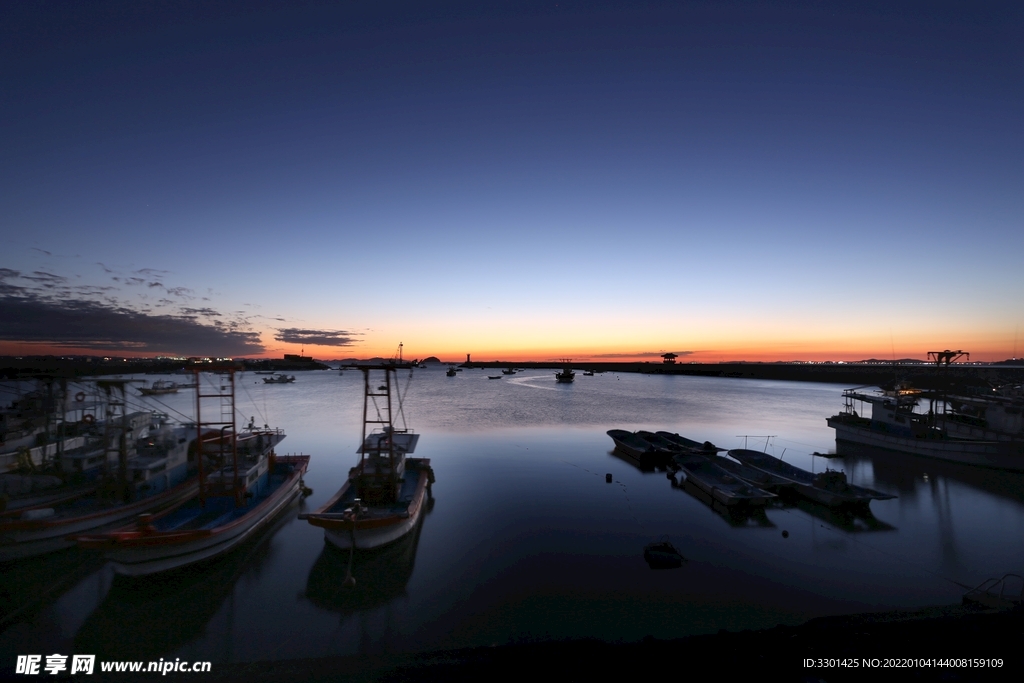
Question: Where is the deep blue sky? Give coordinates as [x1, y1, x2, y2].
[2, 1, 1022, 360]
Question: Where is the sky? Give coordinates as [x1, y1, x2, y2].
[2, 1, 1022, 363]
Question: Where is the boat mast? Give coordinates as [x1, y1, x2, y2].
[358, 362, 410, 504]
[193, 366, 239, 507]
[96, 379, 130, 501]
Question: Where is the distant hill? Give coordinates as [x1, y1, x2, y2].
[420, 356, 441, 364]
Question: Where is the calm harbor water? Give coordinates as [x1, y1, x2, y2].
[3, 367, 1024, 664]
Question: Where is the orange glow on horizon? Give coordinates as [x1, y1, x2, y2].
[1, 339, 1018, 364]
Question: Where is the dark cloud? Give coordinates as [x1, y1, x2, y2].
[591, 351, 694, 358]
[180, 307, 221, 317]
[31, 248, 52, 256]
[0, 295, 264, 356]
[23, 271, 67, 285]
[134, 268, 170, 277]
[275, 328, 359, 347]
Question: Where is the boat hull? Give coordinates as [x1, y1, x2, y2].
[727, 449, 892, 508]
[76, 456, 309, 576]
[828, 417, 1024, 471]
[305, 459, 432, 551]
[0, 478, 200, 562]
[674, 456, 775, 506]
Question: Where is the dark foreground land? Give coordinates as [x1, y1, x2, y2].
[83, 605, 1022, 683]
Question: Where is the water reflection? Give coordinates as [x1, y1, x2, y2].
[670, 476, 776, 528]
[782, 496, 895, 533]
[73, 501, 296, 661]
[304, 505, 428, 616]
[0, 549, 102, 632]
[835, 442, 1024, 506]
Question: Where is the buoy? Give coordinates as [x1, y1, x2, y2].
[343, 575, 356, 588]
[605, 473, 613, 483]
[782, 530, 789, 538]
[75, 392, 86, 402]
[82, 414, 95, 424]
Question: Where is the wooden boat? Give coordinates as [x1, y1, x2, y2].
[446, 365, 457, 377]
[727, 449, 895, 507]
[502, 368, 516, 375]
[705, 453, 792, 492]
[138, 380, 179, 396]
[674, 454, 776, 506]
[656, 431, 724, 456]
[262, 374, 295, 384]
[302, 364, 434, 550]
[74, 368, 306, 576]
[606, 429, 659, 459]
[606, 429, 676, 467]
[488, 375, 503, 380]
[636, 430, 695, 454]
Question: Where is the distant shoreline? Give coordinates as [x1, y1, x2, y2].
[459, 360, 1024, 389]
[3, 356, 1022, 388]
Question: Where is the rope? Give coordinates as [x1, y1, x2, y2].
[238, 377, 269, 427]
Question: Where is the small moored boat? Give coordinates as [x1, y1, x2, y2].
[727, 449, 894, 508]
[656, 432, 724, 456]
[262, 374, 295, 384]
[674, 454, 776, 506]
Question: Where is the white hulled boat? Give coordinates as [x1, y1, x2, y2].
[302, 363, 433, 550]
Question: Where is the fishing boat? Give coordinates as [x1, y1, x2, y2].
[74, 368, 306, 576]
[302, 363, 434, 550]
[445, 365, 457, 377]
[138, 380, 179, 396]
[555, 359, 575, 383]
[606, 429, 675, 467]
[607, 429, 658, 459]
[1, 383, 202, 561]
[703, 453, 792, 492]
[656, 431, 724, 456]
[502, 368, 516, 375]
[262, 374, 295, 384]
[727, 449, 894, 508]
[674, 454, 776, 506]
[828, 386, 1024, 470]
